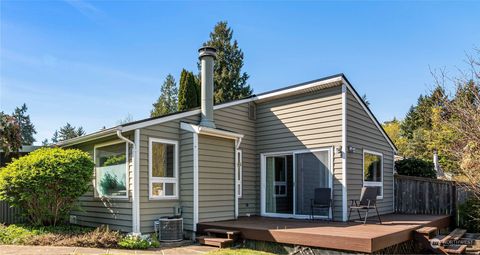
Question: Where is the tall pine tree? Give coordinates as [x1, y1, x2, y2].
[178, 69, 200, 111]
[50, 123, 85, 143]
[151, 74, 178, 117]
[12, 103, 36, 145]
[202, 21, 252, 104]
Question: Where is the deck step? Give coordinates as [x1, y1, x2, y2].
[417, 227, 438, 235]
[442, 245, 468, 254]
[196, 236, 233, 248]
[442, 229, 467, 243]
[204, 228, 241, 239]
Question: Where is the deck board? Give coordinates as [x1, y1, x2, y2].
[197, 213, 451, 253]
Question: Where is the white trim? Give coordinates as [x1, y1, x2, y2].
[148, 137, 179, 200]
[342, 77, 397, 153]
[180, 122, 244, 140]
[341, 84, 348, 222]
[256, 76, 343, 100]
[60, 76, 344, 146]
[362, 149, 384, 199]
[121, 77, 343, 132]
[260, 147, 334, 219]
[392, 151, 395, 212]
[132, 129, 140, 234]
[192, 133, 199, 232]
[93, 140, 129, 199]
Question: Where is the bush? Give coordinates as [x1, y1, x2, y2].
[118, 234, 160, 249]
[395, 158, 437, 178]
[0, 148, 94, 226]
[458, 197, 480, 233]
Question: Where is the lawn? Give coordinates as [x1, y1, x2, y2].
[205, 248, 275, 255]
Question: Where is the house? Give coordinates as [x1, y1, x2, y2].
[58, 46, 397, 238]
[0, 145, 42, 168]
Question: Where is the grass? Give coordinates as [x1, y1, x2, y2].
[0, 224, 158, 249]
[205, 248, 275, 255]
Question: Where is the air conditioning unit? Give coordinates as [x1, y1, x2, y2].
[154, 217, 183, 242]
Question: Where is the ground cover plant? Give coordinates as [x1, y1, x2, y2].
[0, 224, 160, 249]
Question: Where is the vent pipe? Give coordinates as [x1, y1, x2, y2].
[198, 46, 217, 128]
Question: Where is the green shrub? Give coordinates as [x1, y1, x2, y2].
[395, 158, 437, 178]
[458, 197, 480, 232]
[118, 234, 160, 249]
[0, 224, 40, 244]
[0, 148, 94, 226]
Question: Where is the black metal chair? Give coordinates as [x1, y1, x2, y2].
[348, 186, 382, 224]
[310, 188, 333, 221]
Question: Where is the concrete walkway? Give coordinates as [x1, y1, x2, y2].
[0, 245, 218, 255]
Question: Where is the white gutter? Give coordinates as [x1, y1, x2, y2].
[116, 128, 141, 234]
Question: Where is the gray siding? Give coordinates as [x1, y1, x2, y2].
[70, 135, 133, 232]
[346, 90, 394, 217]
[198, 134, 235, 222]
[138, 116, 199, 233]
[179, 130, 194, 231]
[256, 86, 344, 220]
[214, 104, 257, 216]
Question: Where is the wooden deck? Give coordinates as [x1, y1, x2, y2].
[197, 213, 451, 253]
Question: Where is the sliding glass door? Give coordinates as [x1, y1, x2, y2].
[262, 148, 332, 218]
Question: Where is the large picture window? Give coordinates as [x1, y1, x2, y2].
[94, 141, 128, 198]
[149, 138, 178, 199]
[363, 150, 383, 198]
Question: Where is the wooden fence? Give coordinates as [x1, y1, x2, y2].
[0, 200, 24, 224]
[394, 174, 469, 215]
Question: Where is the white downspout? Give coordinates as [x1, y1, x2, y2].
[116, 128, 141, 234]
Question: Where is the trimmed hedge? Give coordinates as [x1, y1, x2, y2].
[0, 148, 94, 226]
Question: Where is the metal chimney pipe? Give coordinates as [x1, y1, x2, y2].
[198, 46, 217, 128]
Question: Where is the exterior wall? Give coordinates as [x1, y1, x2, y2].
[137, 116, 198, 233]
[70, 134, 133, 232]
[346, 90, 395, 217]
[179, 130, 194, 232]
[198, 134, 235, 222]
[214, 103, 257, 216]
[256, 86, 344, 220]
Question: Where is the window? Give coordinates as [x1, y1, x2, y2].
[149, 138, 178, 199]
[236, 150, 243, 198]
[94, 141, 128, 198]
[363, 150, 383, 198]
[274, 156, 289, 197]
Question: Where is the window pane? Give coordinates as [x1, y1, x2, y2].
[152, 183, 163, 197]
[152, 142, 175, 178]
[364, 153, 382, 182]
[274, 157, 286, 182]
[95, 143, 127, 197]
[165, 183, 175, 196]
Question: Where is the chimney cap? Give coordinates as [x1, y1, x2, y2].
[198, 46, 217, 59]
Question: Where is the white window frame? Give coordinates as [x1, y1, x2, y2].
[362, 149, 384, 199]
[148, 137, 179, 200]
[260, 147, 334, 219]
[236, 150, 243, 198]
[93, 140, 129, 199]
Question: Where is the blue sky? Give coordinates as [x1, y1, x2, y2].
[1, 1, 479, 144]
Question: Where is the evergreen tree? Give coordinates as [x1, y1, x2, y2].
[178, 69, 200, 111]
[12, 103, 36, 145]
[202, 21, 252, 104]
[151, 74, 178, 117]
[52, 123, 85, 142]
[41, 139, 49, 146]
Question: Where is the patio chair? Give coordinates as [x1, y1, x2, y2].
[348, 186, 382, 224]
[310, 188, 333, 221]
